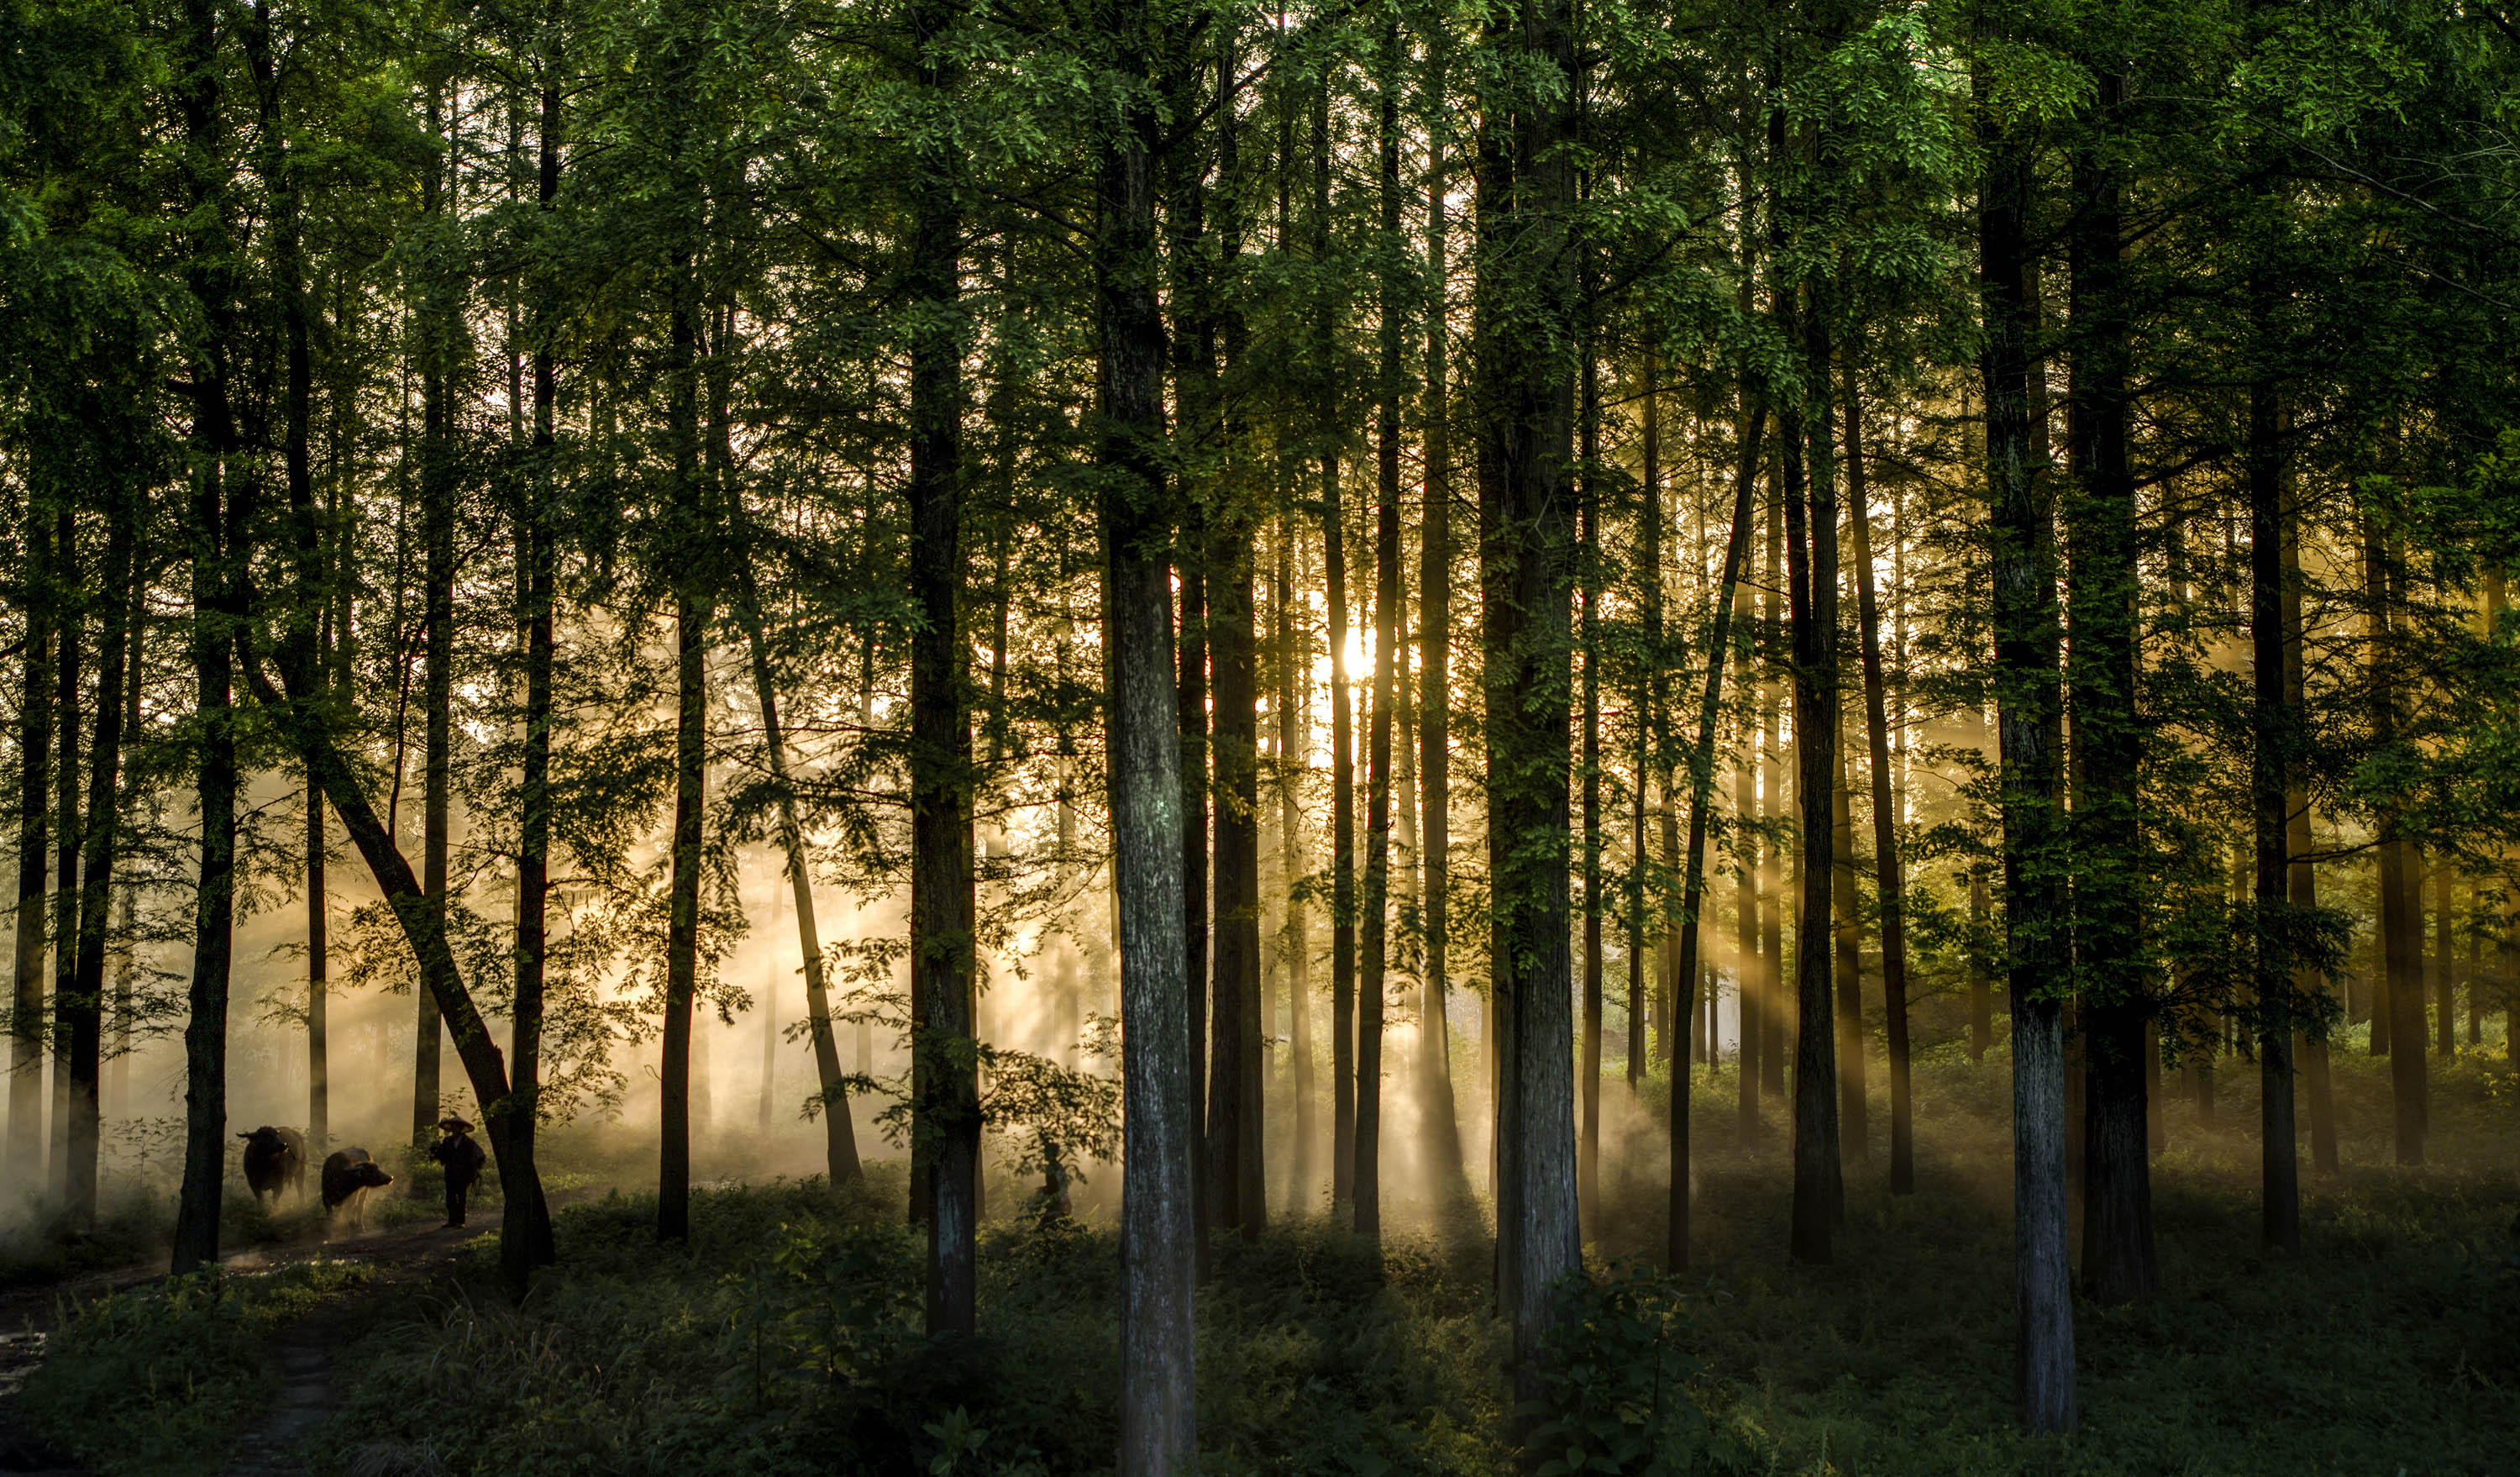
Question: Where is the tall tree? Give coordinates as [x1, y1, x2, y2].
[1478, 0, 1582, 1421]
[1843, 366, 1913, 1193]
[1978, 45, 2076, 1428]
[1095, 0, 1196, 1456]
[2067, 71, 2156, 1304]
[8, 496, 49, 1185]
[1668, 397, 1765, 1272]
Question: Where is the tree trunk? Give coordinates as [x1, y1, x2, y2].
[2248, 359, 2299, 1254]
[1979, 73, 2076, 1429]
[1844, 372, 1913, 1192]
[171, 0, 247, 1271]
[1211, 543, 1263, 1237]
[2066, 89, 2156, 1302]
[49, 510, 80, 1200]
[8, 497, 50, 1187]
[1668, 402, 1765, 1273]
[1832, 722, 1865, 1164]
[1355, 17, 1406, 1245]
[906, 39, 975, 1326]
[1577, 349, 1603, 1235]
[501, 47, 566, 1287]
[2365, 517, 2426, 1163]
[1759, 486, 1786, 1103]
[1416, 37, 1467, 1201]
[1782, 286, 1843, 1264]
[1630, 356, 1659, 1087]
[61, 491, 134, 1227]
[1097, 16, 1197, 1457]
[1278, 522, 1317, 1201]
[1478, 0, 1583, 1421]
[412, 81, 455, 1154]
[656, 213, 708, 1240]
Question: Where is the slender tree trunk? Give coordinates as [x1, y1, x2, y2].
[49, 514, 80, 1198]
[1832, 720, 1864, 1164]
[1758, 486, 1786, 1102]
[1669, 402, 1765, 1273]
[2434, 863, 2454, 1058]
[1979, 74, 2076, 1429]
[2365, 517, 2426, 1163]
[1326, 467, 1356, 1206]
[8, 498, 50, 1187]
[60, 491, 134, 1227]
[733, 568, 862, 1185]
[906, 38, 975, 1325]
[1354, 17, 1405, 1244]
[1098, 17, 1197, 1459]
[2248, 359, 2299, 1254]
[1212, 542, 1263, 1237]
[1844, 371, 1913, 1192]
[501, 45, 566, 1285]
[1416, 38, 1467, 1200]
[412, 82, 455, 1152]
[656, 211, 709, 1240]
[1179, 551, 1210, 1243]
[1629, 358, 1659, 1087]
[1577, 352, 1603, 1235]
[1278, 522, 1316, 1201]
[1782, 288, 1844, 1263]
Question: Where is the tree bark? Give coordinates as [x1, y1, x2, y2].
[1354, 15, 1406, 1245]
[171, 0, 248, 1271]
[2248, 356, 2299, 1254]
[2365, 516, 2426, 1163]
[2066, 85, 2156, 1302]
[1478, 0, 1583, 1422]
[1669, 402, 1765, 1273]
[1782, 289, 1843, 1264]
[1843, 370, 1913, 1192]
[412, 81, 455, 1153]
[1097, 8, 1197, 1455]
[8, 495, 50, 1187]
[1979, 71, 2076, 1429]
[906, 28, 975, 1325]
[60, 489, 134, 1227]
[1416, 34, 1467, 1201]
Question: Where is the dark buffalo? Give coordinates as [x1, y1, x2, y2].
[321, 1148, 394, 1231]
[239, 1125, 307, 1207]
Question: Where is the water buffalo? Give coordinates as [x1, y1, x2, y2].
[320, 1148, 394, 1231]
[238, 1125, 307, 1207]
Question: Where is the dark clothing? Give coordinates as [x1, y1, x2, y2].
[431, 1132, 486, 1227]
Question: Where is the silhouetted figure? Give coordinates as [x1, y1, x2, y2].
[429, 1115, 486, 1228]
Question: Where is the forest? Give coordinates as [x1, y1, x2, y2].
[1, 0, 2517, 1469]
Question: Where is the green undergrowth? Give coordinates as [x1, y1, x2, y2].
[302, 1168, 1518, 1476]
[18, 1258, 376, 1476]
[33, 1047, 2516, 1476]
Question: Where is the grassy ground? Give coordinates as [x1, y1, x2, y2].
[16, 1258, 376, 1476]
[17, 1043, 2519, 1475]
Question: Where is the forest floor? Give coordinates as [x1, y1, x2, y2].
[0, 1189, 500, 1477]
[6, 1043, 2517, 1475]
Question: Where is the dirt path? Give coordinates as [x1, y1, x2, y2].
[216, 1214, 496, 1477]
[0, 1210, 499, 1477]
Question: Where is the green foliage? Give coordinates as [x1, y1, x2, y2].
[19, 1259, 374, 1477]
[1525, 1265, 1737, 1476]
